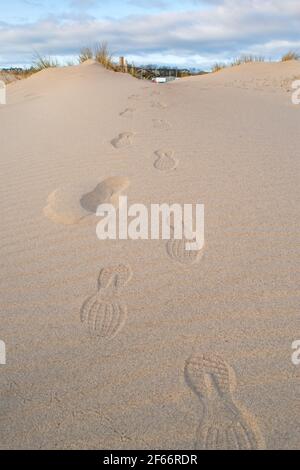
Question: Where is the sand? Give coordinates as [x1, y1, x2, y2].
[0, 60, 299, 449]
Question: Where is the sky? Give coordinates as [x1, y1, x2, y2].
[1, 0, 300, 69]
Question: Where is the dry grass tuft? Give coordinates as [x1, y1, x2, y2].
[32, 52, 59, 71]
[94, 42, 115, 69]
[211, 63, 227, 73]
[281, 51, 300, 62]
[231, 55, 265, 66]
[78, 47, 94, 64]
[78, 42, 118, 71]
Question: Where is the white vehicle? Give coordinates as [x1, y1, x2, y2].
[152, 77, 167, 83]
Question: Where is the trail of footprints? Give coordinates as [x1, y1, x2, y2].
[185, 353, 266, 450]
[77, 90, 264, 450]
[113, 92, 203, 267]
[42, 85, 265, 450]
[149, 83, 263, 446]
[81, 264, 132, 339]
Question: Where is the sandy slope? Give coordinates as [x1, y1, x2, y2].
[0, 60, 299, 449]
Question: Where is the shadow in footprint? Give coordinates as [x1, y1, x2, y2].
[80, 177, 129, 213]
[44, 177, 130, 225]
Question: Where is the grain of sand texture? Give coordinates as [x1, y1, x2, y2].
[0, 60, 300, 449]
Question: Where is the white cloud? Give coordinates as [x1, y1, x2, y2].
[1, 0, 300, 68]
[69, 0, 97, 8]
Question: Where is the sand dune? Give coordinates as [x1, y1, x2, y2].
[0, 60, 299, 449]
[195, 60, 300, 92]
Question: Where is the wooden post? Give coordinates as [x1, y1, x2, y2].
[119, 56, 128, 73]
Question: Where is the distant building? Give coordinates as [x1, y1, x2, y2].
[152, 77, 177, 83]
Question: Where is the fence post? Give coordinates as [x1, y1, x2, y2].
[119, 57, 128, 73]
[0, 80, 6, 105]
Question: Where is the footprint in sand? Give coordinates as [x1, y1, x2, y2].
[23, 93, 38, 99]
[44, 176, 129, 225]
[80, 264, 132, 340]
[154, 150, 178, 171]
[151, 101, 167, 109]
[128, 94, 140, 101]
[166, 225, 203, 265]
[185, 353, 266, 450]
[152, 119, 171, 130]
[111, 132, 134, 149]
[119, 108, 135, 118]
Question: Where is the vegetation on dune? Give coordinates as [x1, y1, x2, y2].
[212, 50, 300, 71]
[78, 43, 196, 78]
[231, 55, 265, 66]
[32, 52, 59, 71]
[0, 68, 34, 83]
[211, 54, 265, 73]
[2, 46, 300, 83]
[78, 47, 94, 63]
[127, 63, 138, 78]
[281, 51, 300, 61]
[94, 42, 116, 70]
[79, 42, 118, 71]
[211, 62, 227, 73]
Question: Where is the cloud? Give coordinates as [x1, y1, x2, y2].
[1, 0, 300, 68]
[127, 0, 170, 8]
[69, 0, 97, 7]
